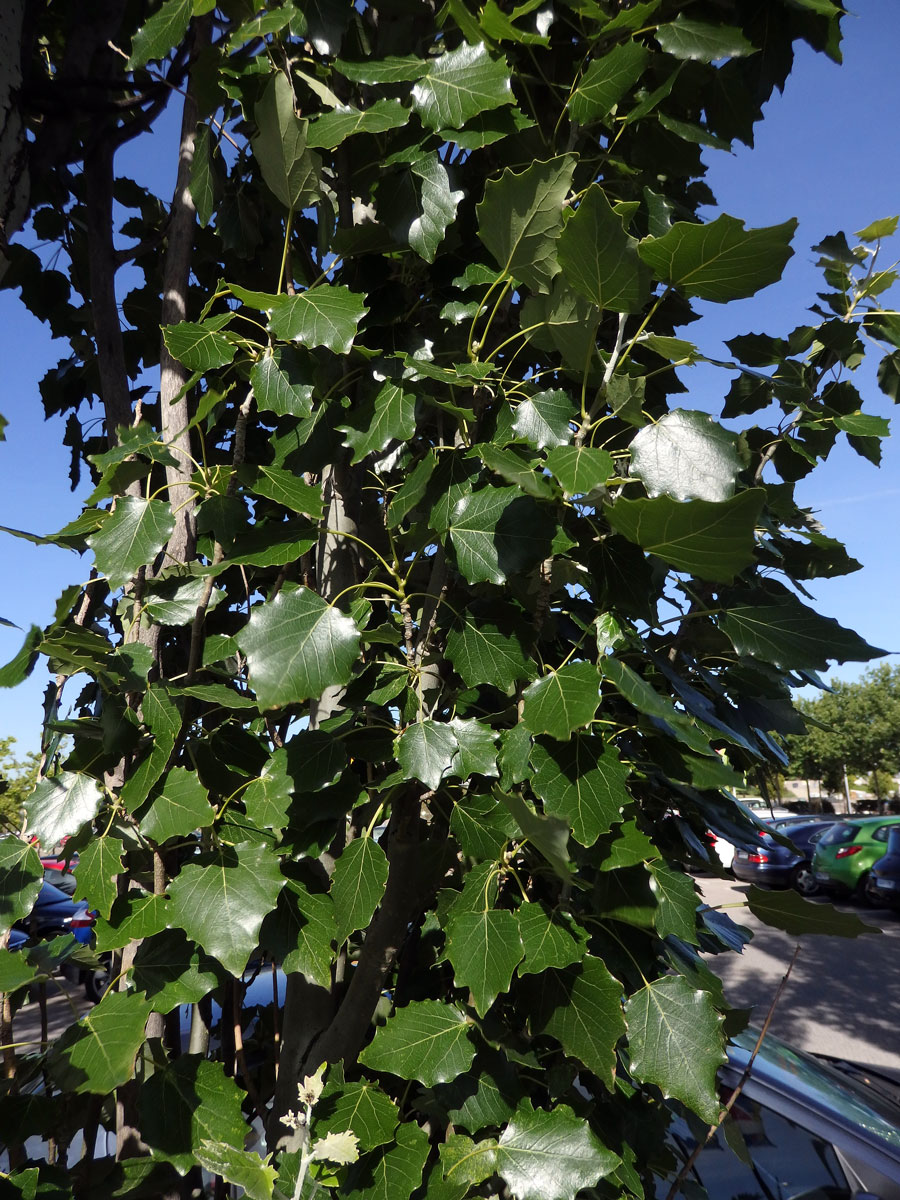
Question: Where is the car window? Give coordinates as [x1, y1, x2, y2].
[818, 823, 859, 846]
[663, 1099, 850, 1200]
[874, 825, 894, 842]
[809, 828, 827, 844]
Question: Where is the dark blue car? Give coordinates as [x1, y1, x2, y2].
[867, 825, 900, 908]
[732, 817, 845, 896]
[16, 881, 95, 945]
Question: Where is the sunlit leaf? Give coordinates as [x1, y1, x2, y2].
[237, 587, 360, 710]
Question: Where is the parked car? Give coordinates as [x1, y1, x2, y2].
[661, 1027, 900, 1197]
[813, 815, 900, 901]
[867, 824, 900, 909]
[707, 806, 807, 872]
[732, 816, 845, 895]
[40, 855, 79, 896]
[13, 881, 109, 1001]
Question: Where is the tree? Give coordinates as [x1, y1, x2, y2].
[787, 665, 900, 802]
[0, 736, 39, 830]
[0, 1, 895, 1196]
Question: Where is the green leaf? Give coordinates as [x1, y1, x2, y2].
[638, 215, 797, 302]
[450, 795, 515, 859]
[0, 839, 43, 936]
[521, 285, 601, 374]
[531, 735, 628, 845]
[359, 1001, 476, 1085]
[195, 1143, 276, 1200]
[409, 154, 465, 263]
[495, 788, 572, 880]
[87, 497, 175, 589]
[833, 412, 890, 437]
[142, 575, 223, 627]
[448, 717, 499, 779]
[529, 957, 626, 1089]
[243, 750, 293, 832]
[226, 520, 318, 568]
[0, 949, 37, 993]
[163, 318, 236, 372]
[268, 286, 369, 353]
[331, 836, 389, 945]
[516, 902, 587, 975]
[449, 487, 554, 585]
[625, 975, 725, 1123]
[855, 215, 899, 242]
[339, 380, 417, 463]
[445, 908, 524, 1015]
[521, 663, 600, 740]
[129, 0, 191, 67]
[345, 1121, 430, 1200]
[655, 16, 755, 61]
[141, 1056, 248, 1174]
[335, 55, 427, 83]
[569, 43, 650, 123]
[50, 992, 152, 1095]
[189, 124, 220, 227]
[140, 767, 214, 843]
[0, 624, 41, 688]
[319, 1081, 399, 1150]
[132, 928, 221, 1011]
[396, 720, 459, 790]
[250, 347, 314, 417]
[411, 42, 513, 131]
[167, 842, 285, 975]
[446, 617, 535, 692]
[25, 772, 102, 846]
[260, 880, 335, 987]
[237, 588, 360, 711]
[599, 658, 712, 755]
[558, 186, 651, 313]
[73, 837, 124, 919]
[745, 885, 879, 937]
[252, 72, 320, 210]
[630, 410, 742, 502]
[94, 893, 169, 953]
[120, 685, 183, 812]
[242, 465, 323, 517]
[477, 156, 576, 293]
[544, 446, 612, 496]
[649, 861, 699, 943]
[307, 99, 408, 149]
[605, 490, 765, 582]
[491, 1105, 620, 1200]
[473, 444, 556, 500]
[717, 593, 887, 669]
[513, 390, 576, 449]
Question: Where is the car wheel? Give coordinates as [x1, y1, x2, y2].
[853, 871, 873, 906]
[791, 862, 818, 897]
[83, 957, 112, 1003]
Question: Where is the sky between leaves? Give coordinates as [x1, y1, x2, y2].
[1, 0, 899, 751]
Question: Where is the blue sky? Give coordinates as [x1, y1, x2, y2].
[1, 4, 899, 752]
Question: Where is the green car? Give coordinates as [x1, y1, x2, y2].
[812, 815, 900, 901]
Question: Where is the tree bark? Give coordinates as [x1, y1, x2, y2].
[158, 20, 210, 567]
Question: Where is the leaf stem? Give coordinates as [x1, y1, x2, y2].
[278, 207, 295, 296]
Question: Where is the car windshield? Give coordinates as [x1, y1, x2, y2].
[818, 823, 859, 846]
[730, 1029, 900, 1150]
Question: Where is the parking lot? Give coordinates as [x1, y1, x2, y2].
[699, 874, 900, 1073]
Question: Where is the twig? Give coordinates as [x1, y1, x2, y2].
[664, 942, 801, 1200]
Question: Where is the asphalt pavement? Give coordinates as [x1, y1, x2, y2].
[699, 874, 900, 1073]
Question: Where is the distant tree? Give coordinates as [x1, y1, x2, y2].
[787, 665, 900, 797]
[0, 736, 39, 831]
